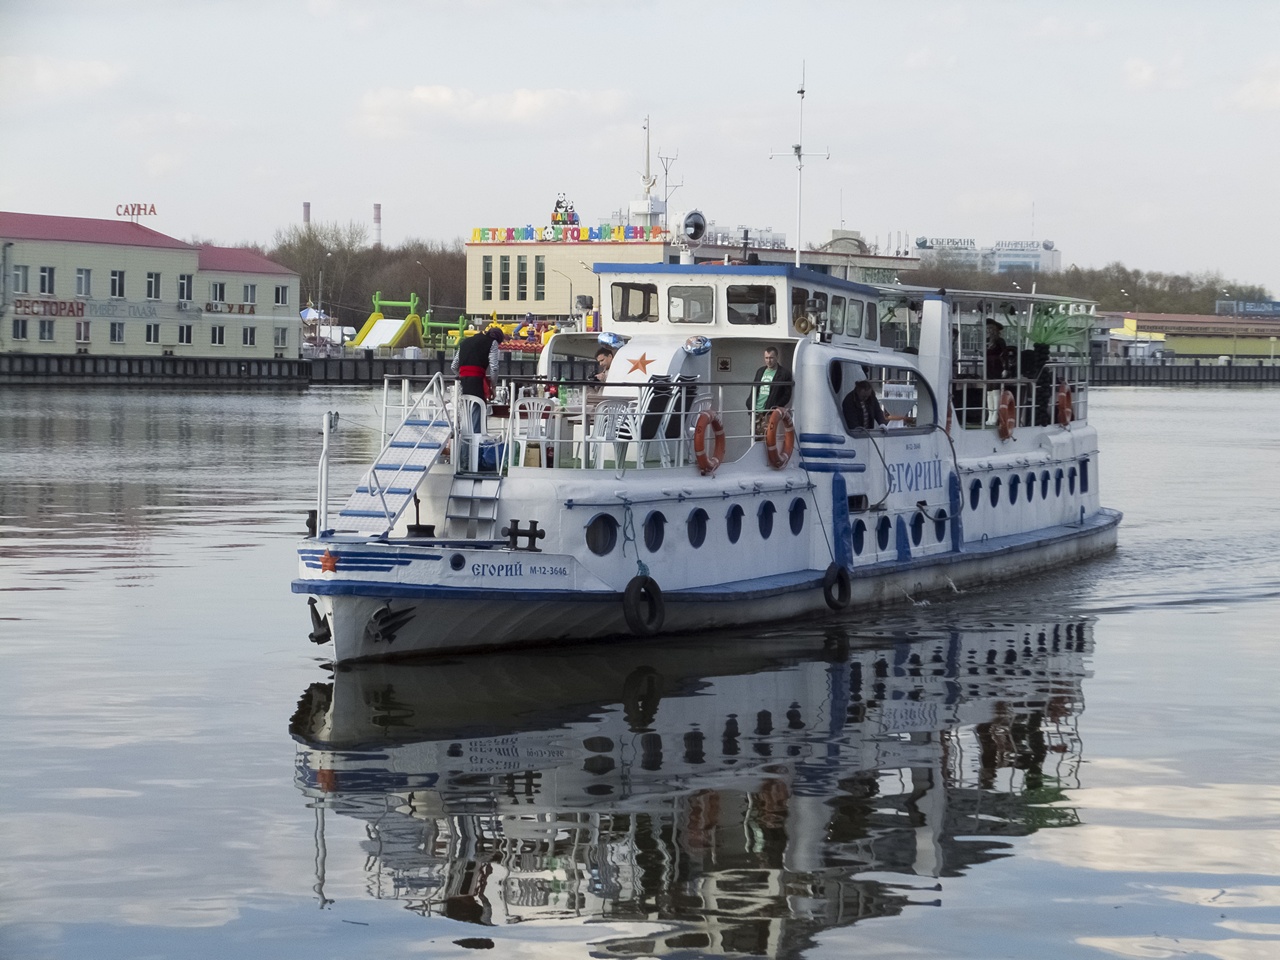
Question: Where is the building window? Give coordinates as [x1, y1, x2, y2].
[481, 256, 493, 301]
[146, 272, 161, 300]
[499, 255, 510, 300]
[211, 325, 225, 345]
[243, 283, 256, 304]
[178, 324, 192, 345]
[274, 284, 288, 306]
[178, 274, 193, 301]
[516, 256, 527, 301]
[145, 323, 160, 344]
[242, 326, 256, 346]
[110, 321, 125, 343]
[76, 268, 92, 298]
[38, 319, 55, 341]
[534, 256, 545, 301]
[110, 270, 126, 298]
[39, 266, 55, 295]
[11, 317, 27, 340]
[210, 281, 225, 303]
[76, 320, 91, 342]
[12, 265, 29, 294]
[274, 326, 288, 348]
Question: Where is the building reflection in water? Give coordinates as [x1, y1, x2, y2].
[290, 620, 1093, 957]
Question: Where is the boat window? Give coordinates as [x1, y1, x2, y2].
[866, 301, 878, 340]
[727, 284, 776, 325]
[852, 518, 866, 555]
[726, 503, 744, 543]
[758, 500, 776, 539]
[876, 516, 891, 551]
[934, 508, 948, 542]
[846, 300, 865, 338]
[586, 514, 619, 555]
[643, 511, 666, 551]
[687, 507, 708, 548]
[788, 498, 806, 535]
[791, 287, 809, 325]
[612, 282, 658, 323]
[829, 296, 846, 335]
[668, 285, 714, 324]
[833, 360, 938, 433]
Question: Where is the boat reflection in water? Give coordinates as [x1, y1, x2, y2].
[290, 619, 1093, 956]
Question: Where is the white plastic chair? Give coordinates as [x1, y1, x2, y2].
[587, 398, 634, 470]
[509, 396, 555, 467]
[454, 395, 489, 473]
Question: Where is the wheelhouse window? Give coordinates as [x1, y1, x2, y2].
[866, 301, 878, 341]
[830, 359, 937, 434]
[727, 284, 776, 325]
[612, 282, 658, 322]
[110, 270, 125, 298]
[829, 296, 846, 335]
[668, 285, 714, 323]
[844, 300, 865, 338]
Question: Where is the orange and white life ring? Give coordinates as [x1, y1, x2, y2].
[997, 389, 1017, 440]
[693, 410, 726, 475]
[1056, 384, 1074, 426]
[764, 407, 795, 468]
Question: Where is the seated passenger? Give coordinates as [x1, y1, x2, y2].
[843, 380, 889, 430]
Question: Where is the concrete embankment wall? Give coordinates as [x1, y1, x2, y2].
[3, 353, 1279, 387]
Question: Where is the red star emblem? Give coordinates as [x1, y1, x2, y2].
[319, 550, 338, 572]
[628, 352, 655, 374]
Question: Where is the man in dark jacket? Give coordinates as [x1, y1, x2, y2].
[842, 380, 889, 430]
[452, 326, 505, 401]
[748, 346, 793, 437]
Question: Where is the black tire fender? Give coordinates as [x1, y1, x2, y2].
[622, 576, 665, 636]
[822, 563, 852, 610]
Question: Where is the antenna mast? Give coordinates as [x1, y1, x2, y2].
[771, 62, 829, 267]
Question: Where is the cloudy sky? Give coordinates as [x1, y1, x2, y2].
[2, 0, 1278, 294]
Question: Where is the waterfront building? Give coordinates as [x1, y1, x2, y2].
[1099, 311, 1280, 359]
[464, 195, 917, 324]
[0, 212, 299, 360]
[915, 236, 1062, 273]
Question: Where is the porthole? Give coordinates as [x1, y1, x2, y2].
[449, 553, 465, 571]
[687, 507, 708, 548]
[910, 511, 924, 546]
[1026, 472, 1037, 502]
[726, 503, 744, 544]
[1079, 458, 1090, 493]
[788, 498, 806, 535]
[969, 478, 982, 511]
[643, 511, 666, 552]
[758, 501, 776, 539]
[876, 515, 892, 551]
[1068, 466, 1077, 495]
[1008, 474, 1021, 504]
[934, 508, 948, 543]
[989, 476, 1002, 508]
[586, 513, 619, 556]
[1040, 470, 1051, 499]
[1054, 468, 1064, 497]
[852, 518, 866, 555]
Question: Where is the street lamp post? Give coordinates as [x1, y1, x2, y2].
[414, 261, 433, 317]
[550, 268, 573, 321]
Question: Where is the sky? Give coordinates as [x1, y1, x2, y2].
[2, 0, 1278, 295]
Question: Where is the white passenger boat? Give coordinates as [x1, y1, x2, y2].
[293, 261, 1120, 662]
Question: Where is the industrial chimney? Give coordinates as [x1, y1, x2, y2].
[373, 203, 382, 249]
[303, 201, 311, 225]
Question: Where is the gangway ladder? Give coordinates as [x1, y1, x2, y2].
[444, 476, 503, 539]
[332, 376, 453, 537]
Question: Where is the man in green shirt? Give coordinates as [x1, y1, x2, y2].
[749, 346, 793, 437]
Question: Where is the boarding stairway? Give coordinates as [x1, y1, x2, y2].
[333, 378, 454, 537]
[444, 476, 502, 539]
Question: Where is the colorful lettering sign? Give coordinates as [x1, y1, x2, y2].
[470, 225, 666, 244]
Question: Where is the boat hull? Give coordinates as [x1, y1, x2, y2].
[295, 507, 1120, 662]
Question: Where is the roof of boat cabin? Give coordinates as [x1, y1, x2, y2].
[590, 261, 884, 297]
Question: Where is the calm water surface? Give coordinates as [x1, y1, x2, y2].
[2, 385, 1279, 960]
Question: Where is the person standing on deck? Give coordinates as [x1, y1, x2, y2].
[452, 325, 505, 429]
[748, 346, 793, 437]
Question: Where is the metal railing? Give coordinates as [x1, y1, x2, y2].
[950, 362, 1088, 429]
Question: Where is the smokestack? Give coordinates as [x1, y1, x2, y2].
[303, 202, 310, 225]
[373, 203, 382, 249]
